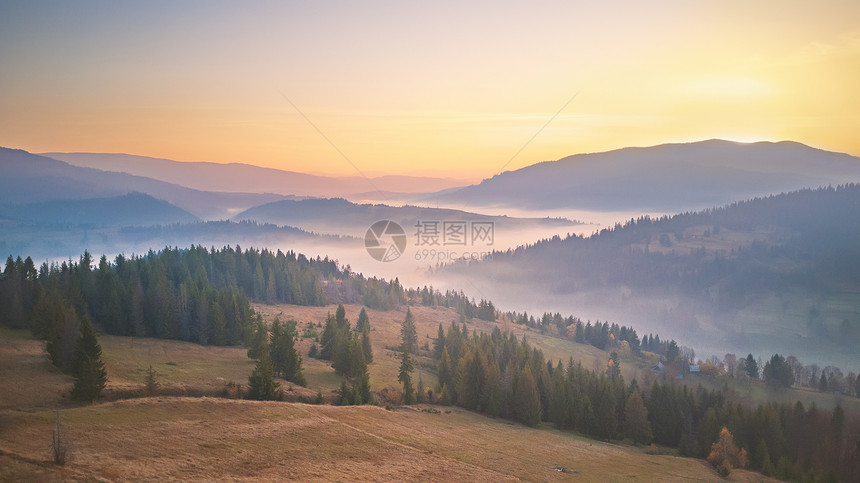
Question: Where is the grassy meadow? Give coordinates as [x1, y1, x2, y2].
[1, 303, 844, 481]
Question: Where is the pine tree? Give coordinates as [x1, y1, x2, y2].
[246, 315, 267, 360]
[744, 353, 759, 379]
[401, 308, 418, 354]
[355, 307, 370, 333]
[360, 331, 373, 364]
[763, 353, 794, 388]
[355, 307, 373, 363]
[319, 313, 337, 360]
[71, 316, 107, 402]
[270, 318, 306, 386]
[416, 374, 426, 403]
[666, 340, 680, 363]
[514, 366, 541, 426]
[624, 390, 652, 444]
[337, 380, 352, 405]
[247, 351, 282, 401]
[433, 323, 445, 359]
[756, 440, 774, 476]
[356, 368, 372, 405]
[438, 346, 452, 390]
[144, 365, 160, 396]
[398, 344, 415, 404]
[439, 382, 450, 405]
[335, 304, 348, 328]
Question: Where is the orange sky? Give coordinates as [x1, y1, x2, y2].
[1, 1, 859, 178]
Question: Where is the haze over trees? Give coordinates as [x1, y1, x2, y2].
[442, 184, 860, 368]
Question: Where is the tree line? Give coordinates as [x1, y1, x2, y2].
[429, 321, 859, 481]
[444, 184, 860, 347]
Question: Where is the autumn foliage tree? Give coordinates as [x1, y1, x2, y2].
[707, 427, 748, 476]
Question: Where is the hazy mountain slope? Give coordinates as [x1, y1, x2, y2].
[0, 192, 199, 227]
[0, 147, 288, 219]
[42, 152, 471, 196]
[438, 185, 860, 368]
[0, 219, 355, 263]
[436, 140, 860, 212]
[232, 197, 579, 237]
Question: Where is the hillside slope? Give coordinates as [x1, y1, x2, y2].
[439, 185, 860, 368]
[0, 147, 287, 219]
[0, 326, 750, 482]
[0, 193, 199, 227]
[2, 397, 756, 481]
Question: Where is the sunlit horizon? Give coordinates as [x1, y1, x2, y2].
[2, 1, 859, 178]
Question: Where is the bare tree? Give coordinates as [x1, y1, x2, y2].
[51, 411, 72, 465]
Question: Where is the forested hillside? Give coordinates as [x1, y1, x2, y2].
[441, 184, 860, 366]
[429, 321, 859, 481]
[0, 246, 501, 346]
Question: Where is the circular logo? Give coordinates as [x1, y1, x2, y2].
[365, 220, 407, 262]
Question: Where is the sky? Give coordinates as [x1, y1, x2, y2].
[1, 1, 859, 178]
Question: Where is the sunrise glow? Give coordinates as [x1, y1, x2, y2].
[2, 1, 858, 177]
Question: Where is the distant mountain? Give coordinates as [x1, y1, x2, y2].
[0, 217, 356, 264]
[0, 147, 288, 219]
[438, 184, 860, 369]
[0, 192, 199, 227]
[435, 140, 860, 212]
[42, 152, 471, 197]
[232, 197, 579, 237]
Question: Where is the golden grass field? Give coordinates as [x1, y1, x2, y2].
[0, 307, 786, 482]
[1, 397, 779, 482]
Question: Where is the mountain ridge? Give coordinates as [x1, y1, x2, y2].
[41, 152, 472, 198]
[434, 139, 860, 212]
[0, 147, 289, 219]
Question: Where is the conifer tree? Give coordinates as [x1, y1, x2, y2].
[416, 374, 426, 403]
[270, 318, 306, 386]
[401, 308, 418, 354]
[246, 315, 267, 360]
[335, 304, 348, 329]
[356, 368, 372, 405]
[71, 316, 107, 402]
[398, 344, 415, 404]
[433, 323, 445, 359]
[744, 353, 759, 379]
[360, 331, 373, 364]
[355, 307, 370, 333]
[319, 313, 337, 360]
[356, 308, 373, 363]
[144, 365, 160, 396]
[439, 382, 450, 405]
[513, 366, 541, 426]
[437, 346, 453, 397]
[337, 380, 352, 405]
[624, 390, 652, 444]
[247, 350, 283, 401]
